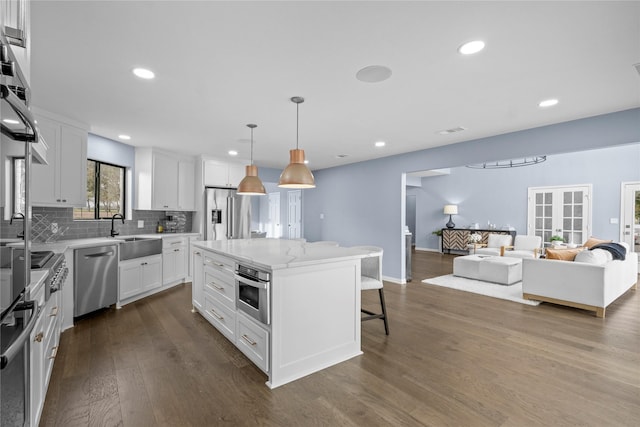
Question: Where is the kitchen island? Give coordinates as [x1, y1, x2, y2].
[191, 238, 378, 388]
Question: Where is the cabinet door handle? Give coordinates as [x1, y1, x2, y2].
[49, 306, 58, 317]
[34, 332, 44, 343]
[174, 248, 180, 252]
[62, 199, 67, 202]
[209, 309, 224, 320]
[241, 334, 257, 346]
[141, 262, 148, 266]
[195, 251, 201, 255]
[48, 346, 58, 360]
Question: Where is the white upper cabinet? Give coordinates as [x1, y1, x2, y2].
[31, 115, 87, 207]
[204, 160, 244, 188]
[178, 159, 195, 210]
[1, 0, 31, 83]
[135, 148, 195, 211]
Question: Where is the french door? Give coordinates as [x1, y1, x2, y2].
[527, 185, 592, 245]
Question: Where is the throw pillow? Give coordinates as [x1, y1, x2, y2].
[545, 247, 584, 261]
[582, 237, 612, 249]
[574, 249, 609, 265]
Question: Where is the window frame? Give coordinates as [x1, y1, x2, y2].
[74, 159, 127, 220]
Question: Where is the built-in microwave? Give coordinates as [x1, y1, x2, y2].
[234, 264, 270, 326]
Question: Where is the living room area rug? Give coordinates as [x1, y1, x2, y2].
[421, 275, 541, 306]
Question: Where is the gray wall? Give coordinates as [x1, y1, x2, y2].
[409, 143, 640, 251]
[303, 108, 640, 282]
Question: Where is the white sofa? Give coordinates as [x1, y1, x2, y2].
[522, 246, 638, 317]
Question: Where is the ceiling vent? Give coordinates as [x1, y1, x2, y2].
[438, 126, 466, 135]
[634, 63, 640, 77]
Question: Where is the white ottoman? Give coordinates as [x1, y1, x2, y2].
[453, 255, 493, 280]
[478, 256, 522, 285]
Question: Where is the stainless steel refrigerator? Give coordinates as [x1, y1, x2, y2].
[205, 187, 251, 240]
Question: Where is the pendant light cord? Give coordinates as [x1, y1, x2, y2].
[250, 127, 254, 165]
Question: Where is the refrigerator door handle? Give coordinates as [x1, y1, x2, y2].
[228, 196, 234, 239]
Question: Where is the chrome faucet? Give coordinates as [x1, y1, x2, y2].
[9, 212, 25, 239]
[110, 213, 125, 237]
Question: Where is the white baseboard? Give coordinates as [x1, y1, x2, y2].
[415, 247, 441, 253]
[383, 275, 405, 285]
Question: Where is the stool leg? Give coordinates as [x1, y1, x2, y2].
[379, 288, 389, 335]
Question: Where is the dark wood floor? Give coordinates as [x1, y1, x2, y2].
[40, 250, 640, 426]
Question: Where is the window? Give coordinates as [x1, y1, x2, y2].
[12, 157, 25, 214]
[73, 160, 126, 219]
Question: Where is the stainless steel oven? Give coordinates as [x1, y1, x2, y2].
[1, 28, 43, 426]
[1, 248, 41, 427]
[234, 264, 270, 325]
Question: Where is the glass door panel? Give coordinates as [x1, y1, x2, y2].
[528, 185, 591, 246]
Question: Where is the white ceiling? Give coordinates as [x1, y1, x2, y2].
[30, 1, 640, 170]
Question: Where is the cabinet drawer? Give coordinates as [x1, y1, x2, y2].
[203, 252, 235, 272]
[204, 295, 236, 343]
[163, 236, 187, 249]
[44, 300, 60, 342]
[236, 311, 269, 374]
[43, 321, 58, 383]
[204, 266, 235, 308]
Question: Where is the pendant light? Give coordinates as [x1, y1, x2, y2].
[278, 96, 316, 188]
[237, 124, 266, 195]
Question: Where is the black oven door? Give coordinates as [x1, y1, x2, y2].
[1, 294, 40, 426]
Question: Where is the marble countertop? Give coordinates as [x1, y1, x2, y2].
[192, 238, 380, 270]
[7, 232, 201, 254]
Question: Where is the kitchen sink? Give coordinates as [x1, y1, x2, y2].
[116, 237, 162, 260]
[118, 237, 156, 242]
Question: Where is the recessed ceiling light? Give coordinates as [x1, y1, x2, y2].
[458, 40, 485, 55]
[132, 67, 155, 79]
[228, 150, 238, 156]
[2, 119, 20, 124]
[118, 134, 131, 140]
[375, 141, 386, 147]
[356, 65, 392, 83]
[336, 154, 349, 158]
[538, 99, 559, 108]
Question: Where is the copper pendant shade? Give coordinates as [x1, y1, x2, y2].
[278, 97, 316, 189]
[237, 124, 266, 195]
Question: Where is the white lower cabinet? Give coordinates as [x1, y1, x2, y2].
[191, 248, 204, 311]
[204, 293, 236, 342]
[30, 288, 62, 427]
[119, 255, 162, 302]
[236, 311, 270, 374]
[193, 248, 270, 375]
[162, 237, 188, 285]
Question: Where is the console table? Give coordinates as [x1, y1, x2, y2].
[441, 228, 516, 254]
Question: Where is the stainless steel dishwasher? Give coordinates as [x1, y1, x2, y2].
[74, 244, 118, 317]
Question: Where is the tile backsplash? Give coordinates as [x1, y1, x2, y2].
[1, 207, 194, 242]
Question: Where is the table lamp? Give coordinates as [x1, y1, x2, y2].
[444, 205, 458, 229]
